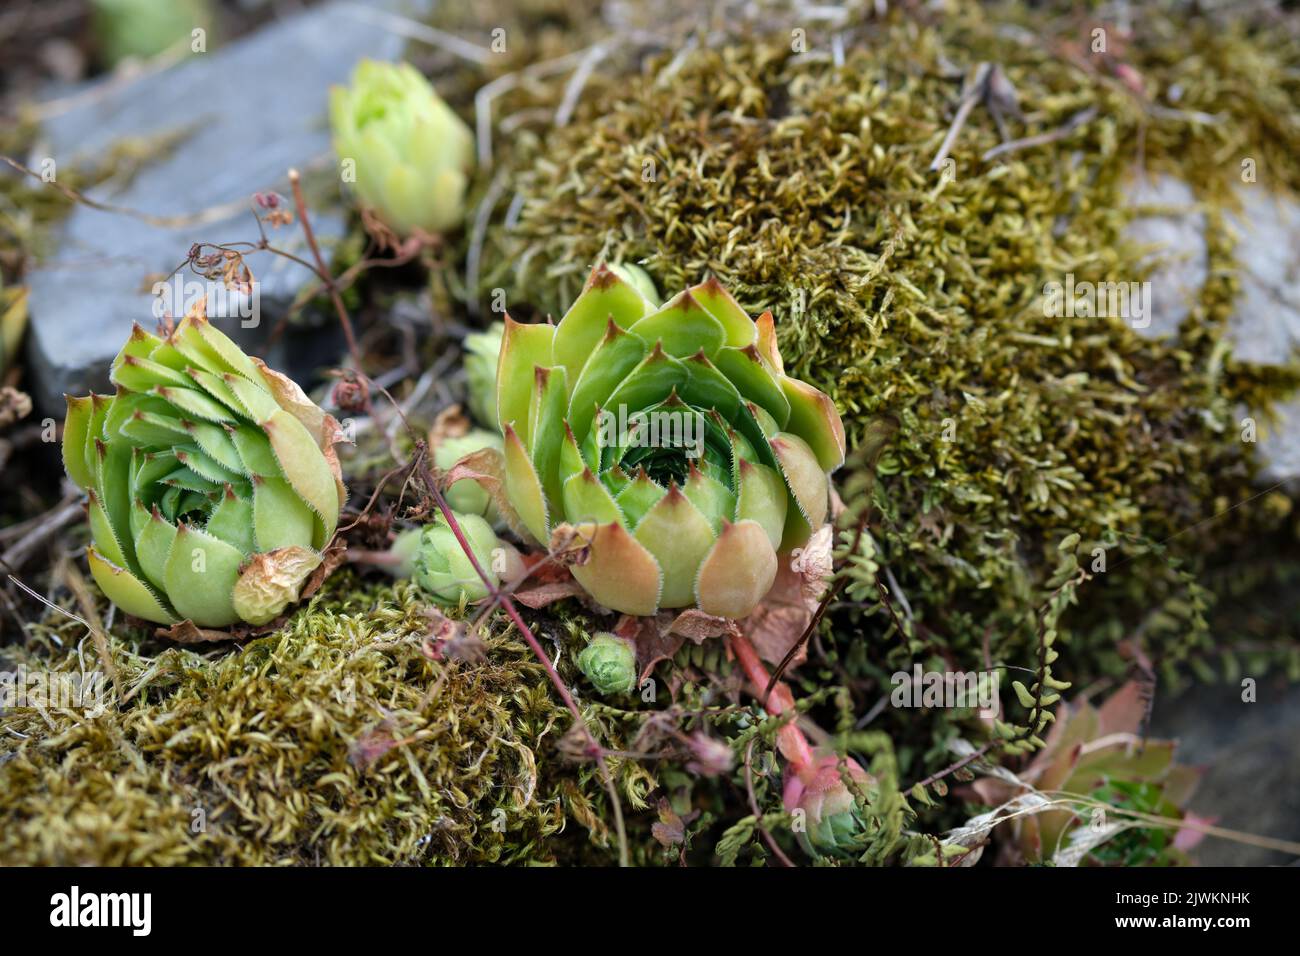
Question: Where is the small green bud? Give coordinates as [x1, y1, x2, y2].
[577, 632, 637, 696]
[608, 262, 660, 307]
[464, 322, 504, 428]
[329, 60, 474, 236]
[434, 430, 502, 520]
[412, 511, 502, 606]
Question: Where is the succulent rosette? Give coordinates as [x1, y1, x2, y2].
[784, 753, 873, 858]
[435, 429, 503, 520]
[410, 511, 506, 606]
[577, 632, 638, 696]
[62, 313, 346, 628]
[493, 265, 845, 618]
[329, 60, 475, 237]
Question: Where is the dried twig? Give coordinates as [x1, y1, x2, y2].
[0, 496, 80, 570]
[982, 106, 1099, 162]
[930, 62, 991, 171]
[288, 168, 361, 367]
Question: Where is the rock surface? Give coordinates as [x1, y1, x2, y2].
[1123, 175, 1207, 340]
[1124, 175, 1300, 482]
[1151, 678, 1300, 866]
[23, 1, 420, 415]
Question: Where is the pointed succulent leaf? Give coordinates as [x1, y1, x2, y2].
[502, 424, 549, 544]
[87, 546, 177, 625]
[632, 484, 715, 608]
[496, 316, 556, 441]
[551, 264, 653, 384]
[62, 317, 346, 629]
[491, 271, 844, 619]
[566, 521, 663, 617]
[629, 290, 725, 358]
[694, 519, 778, 618]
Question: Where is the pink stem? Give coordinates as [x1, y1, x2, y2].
[417, 457, 630, 865]
[731, 631, 816, 774]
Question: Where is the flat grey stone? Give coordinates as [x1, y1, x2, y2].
[23, 0, 423, 415]
[1151, 679, 1300, 865]
[1257, 395, 1300, 485]
[1123, 175, 1207, 339]
[1124, 176, 1300, 480]
[1222, 186, 1300, 366]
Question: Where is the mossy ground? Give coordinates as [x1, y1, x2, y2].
[3, 0, 1300, 866]
[462, 0, 1300, 701]
[0, 574, 617, 865]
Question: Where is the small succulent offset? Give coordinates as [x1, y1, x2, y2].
[407, 511, 518, 606]
[576, 632, 638, 696]
[435, 430, 503, 520]
[493, 265, 845, 618]
[464, 322, 505, 429]
[329, 60, 475, 238]
[784, 753, 873, 858]
[62, 313, 346, 628]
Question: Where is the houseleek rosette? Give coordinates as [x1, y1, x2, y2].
[63, 313, 346, 628]
[494, 265, 845, 618]
[784, 753, 873, 858]
[577, 632, 638, 696]
[329, 60, 474, 237]
[411, 511, 500, 605]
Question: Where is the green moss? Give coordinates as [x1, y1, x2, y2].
[0, 573, 621, 865]
[6, 1, 1300, 867]
[468, 1, 1300, 707]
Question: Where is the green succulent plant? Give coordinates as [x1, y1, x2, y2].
[492, 265, 845, 618]
[329, 60, 474, 237]
[576, 632, 637, 696]
[464, 322, 504, 428]
[91, 0, 212, 67]
[62, 313, 347, 628]
[435, 429, 503, 520]
[784, 753, 874, 858]
[410, 510, 512, 606]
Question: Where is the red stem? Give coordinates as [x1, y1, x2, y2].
[288, 168, 361, 368]
[415, 454, 630, 866]
[731, 630, 816, 774]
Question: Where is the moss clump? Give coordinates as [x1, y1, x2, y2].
[0, 573, 619, 865]
[469, 1, 1300, 706]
